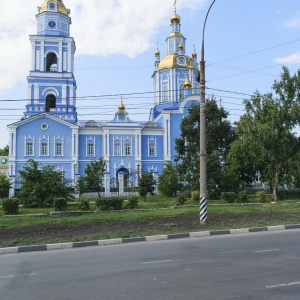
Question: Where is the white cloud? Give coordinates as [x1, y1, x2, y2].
[274, 52, 300, 65]
[282, 11, 300, 29]
[0, 0, 206, 92]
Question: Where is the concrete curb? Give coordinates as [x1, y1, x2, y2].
[1, 223, 300, 255]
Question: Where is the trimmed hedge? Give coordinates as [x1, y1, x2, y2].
[96, 196, 124, 211]
[124, 196, 139, 209]
[221, 192, 236, 203]
[53, 197, 68, 211]
[2, 198, 19, 215]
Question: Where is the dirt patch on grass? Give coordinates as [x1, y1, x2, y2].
[0, 211, 299, 248]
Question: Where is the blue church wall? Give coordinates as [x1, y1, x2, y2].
[141, 135, 164, 161]
[78, 133, 103, 161]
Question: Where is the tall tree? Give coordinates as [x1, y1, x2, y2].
[228, 67, 300, 200]
[0, 145, 9, 156]
[175, 97, 236, 194]
[138, 172, 156, 200]
[0, 173, 11, 199]
[158, 162, 181, 197]
[18, 159, 72, 207]
[84, 157, 106, 197]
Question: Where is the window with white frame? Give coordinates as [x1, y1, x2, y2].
[125, 143, 131, 155]
[115, 144, 121, 155]
[86, 137, 95, 157]
[163, 85, 168, 101]
[24, 136, 35, 156]
[179, 84, 184, 99]
[41, 143, 48, 155]
[40, 135, 49, 156]
[54, 136, 64, 156]
[148, 137, 157, 157]
[27, 142, 33, 155]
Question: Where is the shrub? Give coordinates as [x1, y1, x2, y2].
[221, 192, 236, 203]
[176, 194, 187, 206]
[124, 196, 139, 209]
[255, 191, 268, 203]
[191, 191, 200, 202]
[78, 199, 90, 211]
[2, 197, 19, 215]
[277, 190, 300, 201]
[53, 197, 68, 211]
[96, 197, 124, 211]
[237, 190, 248, 203]
[208, 190, 221, 200]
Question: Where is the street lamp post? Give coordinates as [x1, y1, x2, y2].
[199, 0, 216, 224]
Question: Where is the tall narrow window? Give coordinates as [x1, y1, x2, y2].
[46, 52, 57, 72]
[149, 144, 155, 156]
[55, 143, 62, 155]
[41, 143, 48, 155]
[46, 94, 56, 112]
[88, 143, 94, 156]
[125, 144, 131, 155]
[163, 85, 168, 101]
[27, 142, 33, 155]
[115, 144, 121, 155]
[179, 84, 184, 99]
[148, 137, 157, 157]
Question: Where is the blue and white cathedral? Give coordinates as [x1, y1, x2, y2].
[7, 0, 200, 196]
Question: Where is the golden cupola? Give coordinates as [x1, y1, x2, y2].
[155, 48, 161, 57]
[192, 49, 197, 59]
[39, 0, 69, 15]
[170, 11, 181, 24]
[184, 76, 192, 89]
[118, 101, 125, 111]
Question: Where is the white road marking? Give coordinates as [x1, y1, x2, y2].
[266, 281, 300, 289]
[0, 273, 36, 280]
[141, 260, 172, 265]
[255, 249, 280, 253]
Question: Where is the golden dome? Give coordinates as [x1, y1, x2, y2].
[39, 0, 68, 15]
[155, 48, 160, 57]
[119, 101, 125, 111]
[178, 42, 184, 50]
[170, 11, 181, 24]
[184, 77, 192, 89]
[157, 53, 198, 71]
[192, 50, 197, 58]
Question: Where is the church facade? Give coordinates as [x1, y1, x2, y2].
[7, 0, 200, 196]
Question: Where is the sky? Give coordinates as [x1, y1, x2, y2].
[0, 0, 300, 149]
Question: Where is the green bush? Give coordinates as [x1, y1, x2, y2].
[237, 190, 248, 203]
[191, 191, 200, 202]
[2, 198, 19, 215]
[176, 194, 187, 206]
[221, 192, 237, 203]
[78, 199, 90, 211]
[124, 196, 139, 209]
[277, 190, 300, 201]
[208, 190, 221, 200]
[96, 196, 124, 211]
[255, 191, 268, 203]
[53, 197, 68, 211]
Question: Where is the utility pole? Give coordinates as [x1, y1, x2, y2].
[199, 0, 216, 224]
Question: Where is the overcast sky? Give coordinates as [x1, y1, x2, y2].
[0, 0, 300, 148]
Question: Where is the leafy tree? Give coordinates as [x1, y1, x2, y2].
[84, 157, 106, 197]
[228, 67, 300, 200]
[0, 173, 11, 199]
[138, 171, 156, 200]
[158, 162, 181, 197]
[75, 176, 87, 198]
[18, 159, 73, 207]
[175, 97, 236, 194]
[0, 145, 9, 156]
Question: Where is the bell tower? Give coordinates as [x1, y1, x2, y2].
[25, 0, 77, 123]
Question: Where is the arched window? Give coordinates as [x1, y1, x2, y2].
[163, 85, 168, 101]
[45, 94, 56, 112]
[179, 84, 184, 99]
[46, 52, 57, 72]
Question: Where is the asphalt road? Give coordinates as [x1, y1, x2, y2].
[1, 229, 300, 300]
